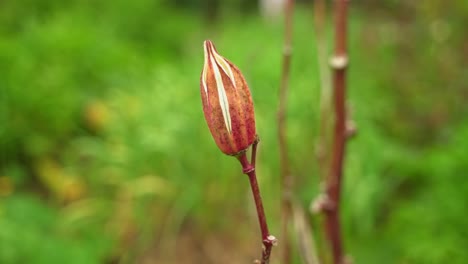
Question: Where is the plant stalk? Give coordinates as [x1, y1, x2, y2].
[238, 151, 276, 264]
[311, 0, 332, 262]
[324, 0, 349, 263]
[313, 0, 332, 182]
[278, 0, 295, 263]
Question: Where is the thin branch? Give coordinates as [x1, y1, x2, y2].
[323, 0, 350, 263]
[277, 0, 295, 263]
[292, 199, 321, 264]
[313, 0, 332, 182]
[238, 152, 277, 264]
[251, 137, 260, 167]
[311, 1, 332, 263]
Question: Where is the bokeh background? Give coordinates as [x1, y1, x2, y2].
[1, 0, 467, 263]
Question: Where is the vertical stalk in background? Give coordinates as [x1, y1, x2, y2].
[277, 0, 295, 263]
[324, 0, 349, 263]
[313, 0, 332, 182]
[311, 0, 331, 262]
[292, 199, 321, 264]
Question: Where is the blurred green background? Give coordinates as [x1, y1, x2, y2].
[1, 0, 467, 263]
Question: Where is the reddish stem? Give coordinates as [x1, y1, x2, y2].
[324, 0, 349, 263]
[238, 152, 276, 264]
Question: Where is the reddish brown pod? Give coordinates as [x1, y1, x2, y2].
[200, 40, 257, 155]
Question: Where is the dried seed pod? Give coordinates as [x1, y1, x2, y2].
[200, 40, 257, 155]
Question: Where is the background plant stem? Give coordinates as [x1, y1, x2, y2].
[324, 0, 349, 263]
[312, 0, 331, 262]
[313, 0, 332, 183]
[277, 0, 295, 263]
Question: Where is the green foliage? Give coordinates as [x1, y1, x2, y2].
[0, 1, 467, 263]
[0, 195, 112, 264]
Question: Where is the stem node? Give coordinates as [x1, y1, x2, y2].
[329, 55, 349, 69]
